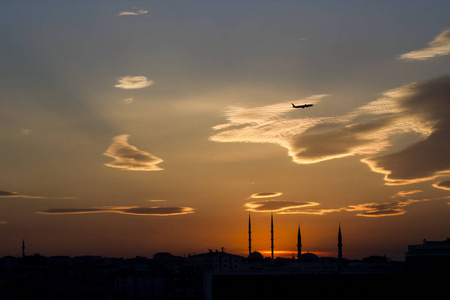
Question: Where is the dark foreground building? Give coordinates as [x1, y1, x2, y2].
[0, 244, 447, 300]
[0, 224, 448, 299]
[406, 237, 450, 274]
[204, 238, 450, 300]
[205, 271, 406, 300]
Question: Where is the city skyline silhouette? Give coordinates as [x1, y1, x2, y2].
[1, 227, 448, 299]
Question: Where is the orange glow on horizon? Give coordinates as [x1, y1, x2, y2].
[239, 250, 336, 258]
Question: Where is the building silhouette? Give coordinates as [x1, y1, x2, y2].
[406, 238, 450, 274]
[0, 220, 448, 299]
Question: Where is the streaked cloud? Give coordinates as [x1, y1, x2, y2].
[433, 180, 450, 191]
[347, 196, 448, 217]
[399, 27, 450, 60]
[117, 9, 148, 16]
[123, 98, 134, 104]
[391, 190, 422, 198]
[244, 193, 449, 217]
[210, 93, 406, 165]
[38, 205, 194, 216]
[244, 200, 320, 213]
[211, 75, 450, 185]
[103, 134, 164, 171]
[346, 200, 419, 217]
[0, 221, 6, 225]
[115, 76, 153, 89]
[0, 190, 43, 199]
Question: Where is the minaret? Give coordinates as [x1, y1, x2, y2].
[248, 213, 252, 256]
[22, 239, 25, 258]
[337, 223, 343, 260]
[297, 224, 302, 260]
[271, 212, 274, 260]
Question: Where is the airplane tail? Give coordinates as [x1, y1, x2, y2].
[292, 103, 295, 108]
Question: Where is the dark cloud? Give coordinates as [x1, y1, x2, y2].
[0, 190, 42, 199]
[363, 75, 450, 185]
[290, 117, 395, 162]
[41, 208, 104, 214]
[331, 196, 448, 217]
[0, 191, 19, 197]
[433, 180, 450, 191]
[346, 200, 419, 217]
[120, 207, 194, 216]
[103, 134, 164, 171]
[38, 206, 194, 216]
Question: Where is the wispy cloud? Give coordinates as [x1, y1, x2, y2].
[210, 93, 401, 165]
[115, 76, 153, 89]
[123, 98, 134, 104]
[399, 27, 450, 60]
[103, 134, 163, 171]
[391, 190, 423, 198]
[21, 128, 33, 135]
[244, 200, 320, 213]
[117, 9, 148, 16]
[211, 75, 450, 185]
[38, 205, 194, 216]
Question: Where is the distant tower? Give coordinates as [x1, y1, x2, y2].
[248, 213, 252, 256]
[22, 239, 25, 258]
[297, 225, 302, 260]
[338, 223, 343, 260]
[271, 212, 274, 260]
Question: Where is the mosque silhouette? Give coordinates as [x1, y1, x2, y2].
[247, 212, 343, 261]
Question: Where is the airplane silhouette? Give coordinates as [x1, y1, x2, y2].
[292, 103, 313, 109]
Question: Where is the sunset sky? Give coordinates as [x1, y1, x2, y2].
[1, 1, 449, 261]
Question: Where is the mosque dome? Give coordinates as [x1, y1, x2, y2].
[248, 251, 264, 260]
[299, 252, 319, 262]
